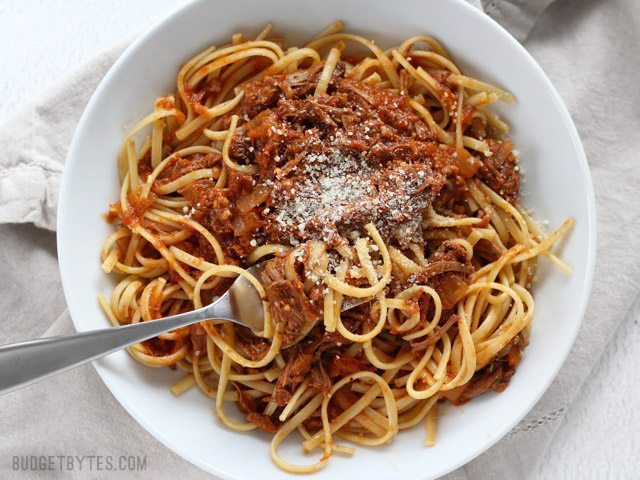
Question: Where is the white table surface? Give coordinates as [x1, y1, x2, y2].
[1, 1, 637, 478]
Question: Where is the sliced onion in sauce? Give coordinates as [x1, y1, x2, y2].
[236, 185, 270, 213]
[455, 148, 481, 178]
[437, 275, 468, 310]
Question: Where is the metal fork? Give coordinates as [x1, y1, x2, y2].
[0, 262, 366, 395]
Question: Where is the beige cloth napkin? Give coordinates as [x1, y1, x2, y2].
[2, 0, 639, 478]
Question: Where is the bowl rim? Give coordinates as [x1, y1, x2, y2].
[57, 0, 597, 478]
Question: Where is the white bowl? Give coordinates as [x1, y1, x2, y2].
[57, 0, 597, 478]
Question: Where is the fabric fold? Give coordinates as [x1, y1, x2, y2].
[0, 163, 61, 230]
[0, 38, 132, 231]
[482, 0, 557, 41]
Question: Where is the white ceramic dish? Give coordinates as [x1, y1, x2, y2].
[57, 0, 597, 478]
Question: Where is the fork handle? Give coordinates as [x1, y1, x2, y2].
[0, 308, 211, 395]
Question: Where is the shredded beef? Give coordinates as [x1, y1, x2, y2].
[234, 327, 272, 361]
[183, 77, 222, 114]
[272, 348, 314, 406]
[271, 324, 350, 406]
[227, 62, 451, 248]
[261, 255, 322, 347]
[246, 411, 279, 432]
[182, 170, 260, 262]
[302, 397, 343, 432]
[326, 354, 367, 378]
[234, 62, 346, 120]
[445, 331, 529, 406]
[234, 384, 279, 432]
[308, 363, 332, 395]
[409, 241, 474, 310]
[473, 238, 504, 262]
[410, 314, 459, 353]
[155, 153, 220, 185]
[477, 139, 520, 204]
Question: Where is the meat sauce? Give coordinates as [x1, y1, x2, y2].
[135, 61, 524, 426]
[171, 61, 519, 264]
